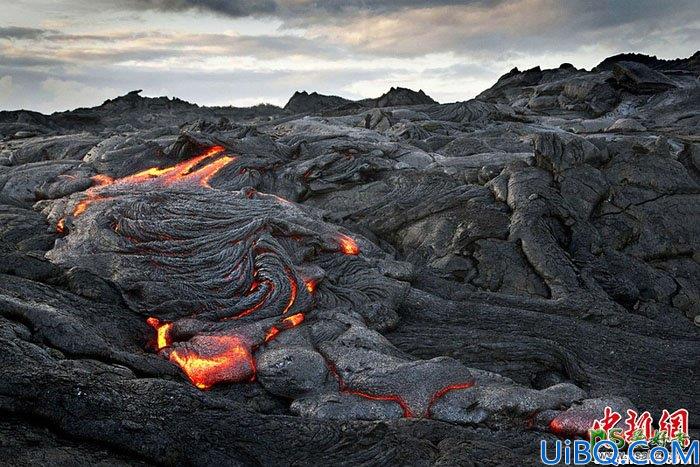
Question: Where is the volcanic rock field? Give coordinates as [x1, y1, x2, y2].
[0, 52, 698, 465]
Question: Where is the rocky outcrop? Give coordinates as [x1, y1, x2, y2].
[284, 90, 351, 113]
[612, 61, 677, 94]
[285, 87, 437, 114]
[365, 86, 437, 107]
[594, 51, 700, 73]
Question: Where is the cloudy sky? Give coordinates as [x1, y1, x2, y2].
[1, 0, 698, 113]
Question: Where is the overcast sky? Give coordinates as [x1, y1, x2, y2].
[1, 0, 698, 113]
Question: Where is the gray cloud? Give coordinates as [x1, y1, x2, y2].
[0, 26, 55, 40]
[300, 0, 700, 59]
[1, 0, 698, 113]
[70, 0, 699, 60]
[115, 0, 278, 16]
[2, 26, 343, 63]
[105, 0, 498, 18]
[0, 59, 400, 112]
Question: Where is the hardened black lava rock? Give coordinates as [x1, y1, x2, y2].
[1, 52, 699, 465]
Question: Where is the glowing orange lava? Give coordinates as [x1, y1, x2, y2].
[169, 335, 254, 389]
[548, 416, 590, 439]
[282, 270, 298, 314]
[104, 145, 231, 188]
[197, 156, 235, 188]
[91, 174, 114, 186]
[282, 313, 304, 327]
[304, 279, 317, 293]
[348, 390, 415, 417]
[72, 196, 104, 217]
[71, 146, 232, 219]
[338, 234, 359, 255]
[324, 360, 413, 417]
[425, 381, 475, 416]
[326, 359, 474, 418]
[147, 317, 173, 350]
[56, 218, 65, 234]
[264, 326, 280, 343]
[263, 313, 305, 345]
[549, 418, 565, 436]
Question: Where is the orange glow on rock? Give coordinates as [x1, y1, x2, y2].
[338, 234, 359, 255]
[263, 313, 305, 345]
[72, 196, 106, 217]
[83, 146, 230, 190]
[230, 280, 271, 319]
[169, 335, 255, 389]
[114, 145, 230, 187]
[282, 270, 297, 314]
[199, 145, 226, 158]
[146, 316, 173, 350]
[304, 279, 317, 293]
[196, 155, 235, 187]
[429, 381, 474, 403]
[325, 360, 413, 417]
[549, 418, 565, 435]
[264, 326, 280, 343]
[71, 146, 231, 220]
[547, 415, 590, 439]
[425, 381, 475, 416]
[346, 389, 414, 418]
[91, 174, 114, 186]
[130, 166, 175, 180]
[326, 359, 474, 419]
[282, 313, 304, 328]
[56, 218, 65, 234]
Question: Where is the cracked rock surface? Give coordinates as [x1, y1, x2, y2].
[1, 52, 699, 465]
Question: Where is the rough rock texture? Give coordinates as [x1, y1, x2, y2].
[284, 91, 351, 114]
[1, 52, 699, 465]
[284, 87, 437, 114]
[612, 61, 677, 94]
[364, 87, 437, 108]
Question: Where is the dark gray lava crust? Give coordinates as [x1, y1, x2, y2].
[0, 52, 698, 465]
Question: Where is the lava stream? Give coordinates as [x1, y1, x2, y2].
[338, 234, 360, 255]
[168, 335, 255, 389]
[325, 359, 474, 419]
[70, 145, 232, 220]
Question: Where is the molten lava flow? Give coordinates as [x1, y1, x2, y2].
[197, 156, 235, 188]
[345, 389, 415, 418]
[325, 359, 413, 417]
[262, 313, 305, 345]
[264, 326, 280, 343]
[338, 234, 359, 255]
[91, 174, 114, 186]
[56, 218, 65, 234]
[304, 279, 317, 294]
[147, 317, 173, 351]
[282, 269, 298, 314]
[100, 145, 231, 188]
[73, 196, 107, 217]
[425, 381, 475, 416]
[548, 415, 590, 439]
[169, 335, 255, 390]
[325, 359, 475, 419]
[548, 418, 579, 439]
[282, 313, 304, 327]
[71, 146, 233, 219]
[148, 312, 305, 390]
